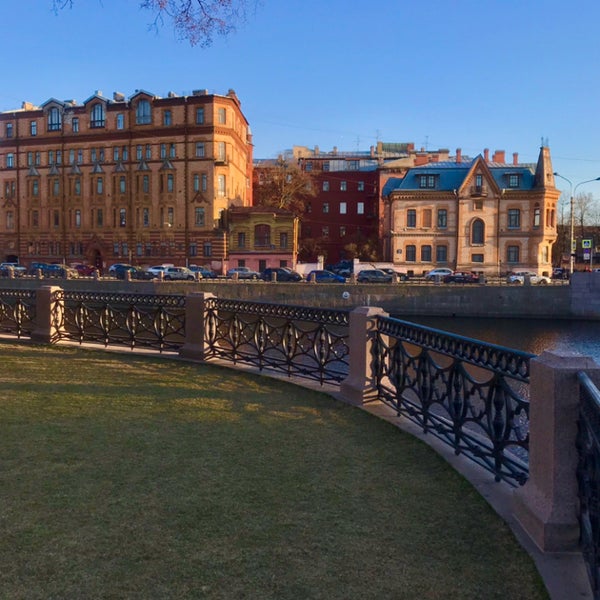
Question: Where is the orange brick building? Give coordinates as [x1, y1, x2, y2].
[0, 88, 253, 271]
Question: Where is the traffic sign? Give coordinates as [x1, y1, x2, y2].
[582, 239, 593, 249]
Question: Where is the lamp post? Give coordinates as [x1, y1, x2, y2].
[553, 173, 600, 275]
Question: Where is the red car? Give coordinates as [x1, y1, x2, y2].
[72, 264, 96, 276]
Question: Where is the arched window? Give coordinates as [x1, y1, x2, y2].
[90, 103, 105, 128]
[136, 99, 152, 125]
[472, 219, 485, 244]
[254, 224, 271, 248]
[48, 107, 62, 132]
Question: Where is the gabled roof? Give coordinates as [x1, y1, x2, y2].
[388, 157, 538, 193]
[41, 98, 66, 109]
[129, 89, 155, 101]
[83, 93, 108, 106]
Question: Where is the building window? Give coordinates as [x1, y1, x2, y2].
[168, 143, 175, 159]
[202, 174, 208, 192]
[322, 226, 329, 238]
[165, 174, 173, 193]
[407, 209, 416, 228]
[323, 202, 329, 214]
[217, 175, 226, 197]
[196, 143, 205, 158]
[196, 107, 204, 124]
[305, 161, 312, 172]
[254, 224, 271, 248]
[422, 209, 432, 228]
[322, 181, 329, 191]
[96, 177, 104, 195]
[141, 208, 149, 227]
[218, 108, 226, 124]
[189, 243, 197, 257]
[143, 175, 150, 194]
[357, 202, 364, 215]
[508, 174, 520, 188]
[340, 202, 347, 214]
[203, 241, 212, 257]
[406, 245, 416, 261]
[472, 254, 484, 262]
[145, 145, 152, 160]
[237, 232, 246, 248]
[323, 162, 330, 172]
[533, 206, 541, 228]
[6, 211, 14, 230]
[30, 121, 37, 136]
[113, 147, 119, 162]
[32, 180, 39, 196]
[218, 142, 226, 161]
[280, 232, 288, 249]
[32, 210, 39, 228]
[507, 245, 520, 263]
[6, 153, 14, 168]
[419, 174, 436, 188]
[167, 207, 174, 226]
[119, 208, 126, 227]
[48, 107, 62, 131]
[119, 176, 126, 194]
[6, 123, 13, 138]
[53, 179, 60, 197]
[97, 208, 103, 227]
[135, 99, 152, 125]
[53, 210, 60, 228]
[90, 103, 105, 128]
[163, 110, 172, 126]
[75, 210, 81, 228]
[75, 178, 81, 195]
[136, 145, 143, 160]
[160, 143, 167, 159]
[472, 219, 484, 244]
[437, 209, 447, 228]
[421, 245, 432, 262]
[72, 118, 79, 133]
[436, 245, 448, 262]
[340, 181, 347, 191]
[358, 181, 365, 191]
[116, 114, 124, 130]
[340, 226, 346, 237]
[507, 209, 521, 229]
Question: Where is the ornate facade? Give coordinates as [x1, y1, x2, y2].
[383, 146, 559, 276]
[0, 88, 253, 270]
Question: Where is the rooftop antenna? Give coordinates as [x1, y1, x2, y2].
[424, 135, 429, 150]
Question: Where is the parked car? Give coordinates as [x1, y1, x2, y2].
[306, 269, 346, 283]
[146, 265, 174, 277]
[260, 267, 303, 282]
[71, 263, 96, 276]
[443, 271, 481, 284]
[109, 263, 134, 274]
[163, 266, 196, 281]
[425, 268, 454, 281]
[380, 268, 410, 282]
[507, 271, 551, 285]
[356, 269, 393, 283]
[188, 265, 216, 278]
[113, 265, 155, 280]
[227, 267, 261, 280]
[0, 262, 26, 277]
[30, 263, 79, 278]
[552, 267, 569, 280]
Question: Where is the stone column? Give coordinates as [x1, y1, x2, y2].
[179, 292, 216, 361]
[31, 285, 63, 344]
[513, 350, 600, 551]
[339, 306, 387, 405]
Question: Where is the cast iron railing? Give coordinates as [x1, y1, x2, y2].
[55, 290, 186, 351]
[373, 315, 532, 486]
[577, 371, 600, 599]
[0, 289, 36, 337]
[203, 298, 350, 384]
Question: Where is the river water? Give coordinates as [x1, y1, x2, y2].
[405, 316, 600, 363]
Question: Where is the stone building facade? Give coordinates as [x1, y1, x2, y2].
[383, 146, 559, 275]
[0, 88, 253, 271]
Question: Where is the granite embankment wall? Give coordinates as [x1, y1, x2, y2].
[4, 273, 599, 319]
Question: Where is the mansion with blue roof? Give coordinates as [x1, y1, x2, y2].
[382, 145, 559, 276]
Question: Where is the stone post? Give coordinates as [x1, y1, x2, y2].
[513, 350, 600, 551]
[339, 306, 388, 405]
[179, 292, 216, 362]
[31, 285, 63, 344]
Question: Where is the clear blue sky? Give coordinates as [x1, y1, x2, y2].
[3, 0, 600, 197]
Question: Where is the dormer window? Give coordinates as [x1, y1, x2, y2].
[419, 174, 436, 188]
[90, 103, 105, 128]
[136, 99, 152, 125]
[48, 107, 62, 132]
[508, 174, 520, 188]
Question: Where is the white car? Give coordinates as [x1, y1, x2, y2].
[425, 268, 453, 281]
[507, 271, 551, 285]
[147, 265, 172, 277]
[163, 266, 196, 281]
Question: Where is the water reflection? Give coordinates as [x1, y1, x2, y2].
[405, 316, 600, 362]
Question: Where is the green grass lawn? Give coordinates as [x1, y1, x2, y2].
[0, 342, 547, 599]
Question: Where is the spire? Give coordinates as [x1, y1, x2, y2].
[534, 144, 555, 189]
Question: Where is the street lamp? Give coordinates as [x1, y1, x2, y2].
[553, 173, 600, 275]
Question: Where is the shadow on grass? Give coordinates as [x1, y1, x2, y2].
[0, 342, 548, 599]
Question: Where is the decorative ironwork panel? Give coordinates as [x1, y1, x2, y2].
[577, 371, 600, 598]
[0, 289, 36, 338]
[204, 298, 350, 384]
[374, 315, 532, 486]
[58, 291, 186, 352]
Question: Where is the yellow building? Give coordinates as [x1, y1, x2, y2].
[0, 88, 253, 270]
[383, 146, 559, 276]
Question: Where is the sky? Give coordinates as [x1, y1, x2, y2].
[3, 0, 600, 199]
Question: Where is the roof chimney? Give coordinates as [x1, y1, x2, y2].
[513, 152, 519, 165]
[456, 148, 462, 163]
[484, 148, 490, 162]
[492, 150, 506, 163]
